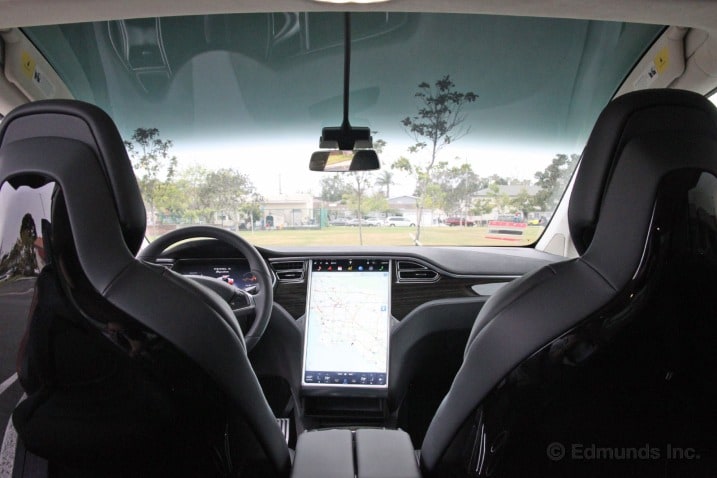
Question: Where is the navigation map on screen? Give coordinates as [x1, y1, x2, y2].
[302, 258, 391, 388]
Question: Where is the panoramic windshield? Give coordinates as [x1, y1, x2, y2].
[24, 13, 661, 246]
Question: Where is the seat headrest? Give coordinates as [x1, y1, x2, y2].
[569, 89, 717, 254]
[0, 100, 146, 255]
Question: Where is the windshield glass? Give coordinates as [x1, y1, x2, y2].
[24, 13, 661, 247]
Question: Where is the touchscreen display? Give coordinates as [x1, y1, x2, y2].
[302, 258, 391, 389]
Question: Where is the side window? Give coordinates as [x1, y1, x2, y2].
[709, 92, 717, 108]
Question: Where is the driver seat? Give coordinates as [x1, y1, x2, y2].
[0, 100, 291, 477]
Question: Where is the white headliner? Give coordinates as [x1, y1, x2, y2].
[0, 0, 715, 30]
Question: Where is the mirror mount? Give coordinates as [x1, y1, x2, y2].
[319, 123, 372, 150]
[311, 13, 380, 172]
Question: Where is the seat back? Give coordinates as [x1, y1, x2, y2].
[420, 89, 717, 477]
[0, 100, 290, 476]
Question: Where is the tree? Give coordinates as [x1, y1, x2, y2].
[372, 135, 393, 198]
[0, 213, 39, 278]
[486, 183, 513, 214]
[533, 153, 579, 210]
[125, 128, 178, 224]
[363, 191, 389, 215]
[375, 169, 394, 198]
[511, 187, 537, 218]
[241, 192, 264, 230]
[433, 161, 483, 217]
[319, 175, 352, 203]
[398, 75, 478, 242]
[343, 172, 374, 245]
[200, 168, 256, 225]
[154, 180, 189, 223]
[175, 165, 210, 223]
[339, 134, 392, 241]
[489, 174, 509, 186]
[509, 178, 531, 186]
[471, 198, 494, 218]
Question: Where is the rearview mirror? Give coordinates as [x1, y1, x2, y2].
[309, 150, 380, 172]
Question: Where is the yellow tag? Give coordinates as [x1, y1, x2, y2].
[21, 51, 36, 79]
[654, 47, 669, 75]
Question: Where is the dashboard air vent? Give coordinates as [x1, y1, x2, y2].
[396, 260, 439, 283]
[270, 260, 306, 283]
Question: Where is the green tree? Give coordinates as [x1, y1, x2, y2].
[533, 153, 579, 210]
[154, 180, 189, 223]
[0, 214, 39, 278]
[343, 172, 374, 245]
[371, 135, 391, 198]
[178, 165, 212, 223]
[125, 127, 178, 224]
[241, 192, 264, 230]
[200, 168, 256, 226]
[398, 75, 478, 242]
[486, 183, 513, 214]
[364, 191, 389, 215]
[319, 175, 352, 203]
[471, 198, 494, 218]
[511, 187, 538, 218]
[434, 161, 483, 218]
[375, 169, 394, 198]
[509, 178, 531, 186]
[489, 174, 509, 186]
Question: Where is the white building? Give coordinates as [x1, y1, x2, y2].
[388, 196, 436, 225]
[262, 194, 319, 228]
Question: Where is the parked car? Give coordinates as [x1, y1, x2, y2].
[444, 217, 475, 227]
[348, 217, 382, 227]
[527, 216, 548, 226]
[384, 216, 416, 227]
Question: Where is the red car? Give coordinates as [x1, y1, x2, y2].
[444, 217, 475, 226]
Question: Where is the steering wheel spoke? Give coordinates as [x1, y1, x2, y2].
[231, 289, 256, 321]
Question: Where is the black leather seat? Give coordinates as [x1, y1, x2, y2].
[0, 100, 291, 477]
[420, 89, 717, 477]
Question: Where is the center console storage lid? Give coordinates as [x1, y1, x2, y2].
[291, 429, 353, 478]
[291, 428, 421, 478]
[355, 429, 421, 478]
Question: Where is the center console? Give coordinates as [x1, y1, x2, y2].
[292, 258, 420, 477]
[291, 428, 421, 478]
[301, 258, 392, 427]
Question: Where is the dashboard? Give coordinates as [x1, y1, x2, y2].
[161, 243, 559, 322]
[157, 240, 563, 432]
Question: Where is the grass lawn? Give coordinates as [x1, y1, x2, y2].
[212, 225, 545, 247]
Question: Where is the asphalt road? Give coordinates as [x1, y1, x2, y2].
[0, 277, 35, 470]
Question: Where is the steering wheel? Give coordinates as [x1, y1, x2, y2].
[137, 226, 273, 351]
